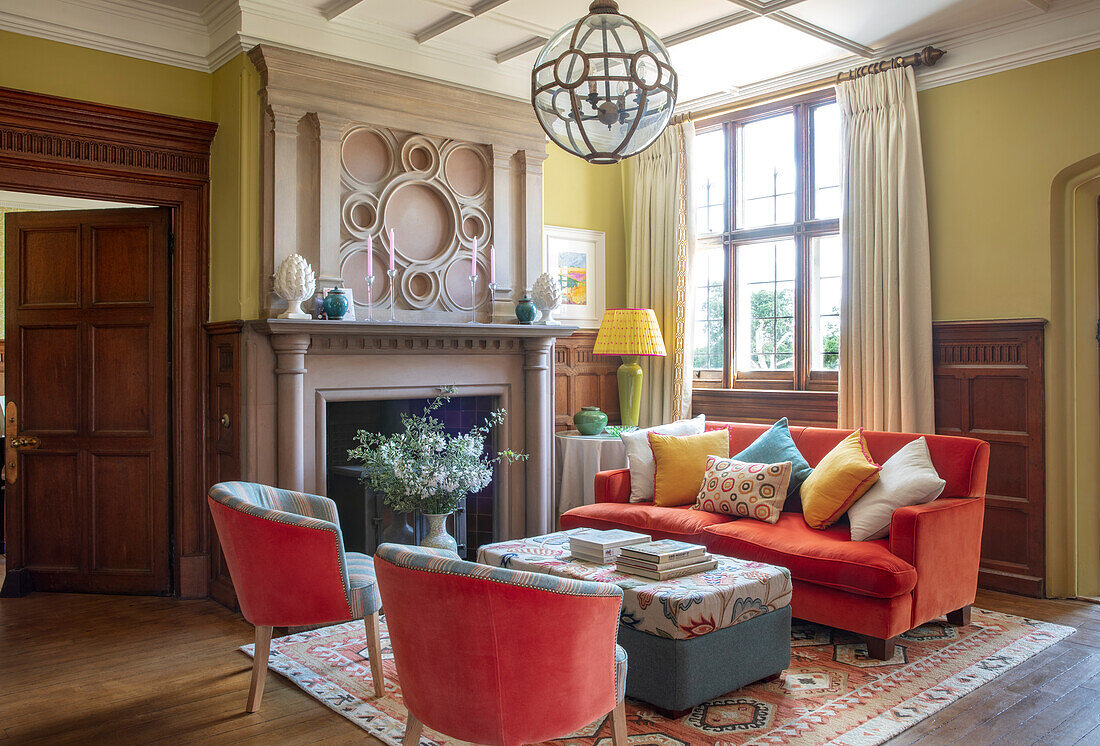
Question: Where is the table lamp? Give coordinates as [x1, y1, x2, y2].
[592, 309, 667, 428]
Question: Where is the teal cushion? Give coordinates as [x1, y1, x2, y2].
[731, 418, 813, 497]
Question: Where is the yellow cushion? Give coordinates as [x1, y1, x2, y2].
[648, 430, 730, 507]
[800, 429, 881, 529]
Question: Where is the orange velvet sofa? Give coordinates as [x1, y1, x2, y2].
[560, 421, 990, 659]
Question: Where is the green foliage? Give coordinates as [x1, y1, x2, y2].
[347, 387, 528, 515]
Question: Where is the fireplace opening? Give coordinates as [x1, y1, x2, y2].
[326, 394, 499, 560]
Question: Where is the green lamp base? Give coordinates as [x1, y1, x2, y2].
[617, 356, 644, 428]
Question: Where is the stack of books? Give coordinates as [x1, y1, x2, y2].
[568, 529, 651, 564]
[614, 540, 717, 581]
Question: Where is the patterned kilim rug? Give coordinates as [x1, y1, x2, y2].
[242, 608, 1072, 745]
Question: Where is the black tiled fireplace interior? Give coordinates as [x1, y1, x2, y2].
[326, 395, 499, 560]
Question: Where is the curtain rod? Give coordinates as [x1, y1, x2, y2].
[675, 45, 945, 126]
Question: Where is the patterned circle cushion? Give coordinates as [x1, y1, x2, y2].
[694, 456, 792, 524]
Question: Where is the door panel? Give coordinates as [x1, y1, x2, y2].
[6, 207, 172, 594]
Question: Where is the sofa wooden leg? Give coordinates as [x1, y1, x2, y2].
[864, 635, 896, 661]
[609, 700, 628, 746]
[364, 612, 386, 698]
[402, 712, 423, 746]
[947, 605, 972, 626]
[247, 625, 273, 712]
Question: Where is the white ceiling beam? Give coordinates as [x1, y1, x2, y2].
[495, 36, 547, 64]
[415, 0, 515, 44]
[320, 0, 367, 22]
[1023, 0, 1052, 10]
[724, 0, 875, 58]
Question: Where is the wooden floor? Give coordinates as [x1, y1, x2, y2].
[2, 556, 1099, 745]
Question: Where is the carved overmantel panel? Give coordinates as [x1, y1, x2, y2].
[248, 45, 548, 322]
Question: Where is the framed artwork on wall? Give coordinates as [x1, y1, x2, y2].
[543, 225, 605, 328]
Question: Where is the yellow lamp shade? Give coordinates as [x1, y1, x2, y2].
[592, 309, 667, 357]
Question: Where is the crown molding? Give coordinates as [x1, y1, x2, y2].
[0, 0, 1096, 101]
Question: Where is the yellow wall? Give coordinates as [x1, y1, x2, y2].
[0, 30, 211, 120]
[919, 50, 1100, 598]
[209, 54, 262, 321]
[543, 143, 628, 309]
[0, 32, 262, 322]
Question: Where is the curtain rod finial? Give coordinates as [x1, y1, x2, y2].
[919, 46, 946, 67]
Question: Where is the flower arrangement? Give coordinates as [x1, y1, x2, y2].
[348, 387, 527, 515]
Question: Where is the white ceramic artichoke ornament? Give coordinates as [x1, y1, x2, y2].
[532, 271, 562, 325]
[274, 253, 317, 319]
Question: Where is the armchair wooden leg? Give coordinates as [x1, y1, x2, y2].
[247, 625, 273, 713]
[609, 700, 628, 746]
[864, 635, 896, 661]
[947, 605, 972, 626]
[402, 711, 423, 746]
[364, 612, 386, 698]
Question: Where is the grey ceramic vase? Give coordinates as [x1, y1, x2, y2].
[420, 512, 459, 555]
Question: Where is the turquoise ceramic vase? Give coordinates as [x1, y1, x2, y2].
[515, 296, 537, 324]
[323, 287, 349, 320]
[573, 406, 608, 435]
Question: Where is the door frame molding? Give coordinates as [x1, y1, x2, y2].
[0, 86, 217, 598]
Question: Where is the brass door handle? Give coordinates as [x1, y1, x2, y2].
[10, 436, 40, 449]
[220, 413, 231, 429]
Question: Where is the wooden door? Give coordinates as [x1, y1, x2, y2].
[5, 208, 172, 594]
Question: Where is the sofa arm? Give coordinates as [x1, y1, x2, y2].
[594, 469, 632, 503]
[890, 497, 985, 628]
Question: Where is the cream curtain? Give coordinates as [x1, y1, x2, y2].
[837, 66, 935, 433]
[622, 122, 695, 427]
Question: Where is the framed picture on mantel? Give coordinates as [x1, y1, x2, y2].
[543, 225, 605, 328]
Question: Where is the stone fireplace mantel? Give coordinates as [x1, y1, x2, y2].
[243, 320, 577, 539]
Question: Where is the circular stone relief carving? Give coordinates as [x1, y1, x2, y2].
[400, 135, 440, 177]
[342, 192, 380, 239]
[400, 269, 440, 309]
[443, 258, 488, 311]
[340, 244, 388, 305]
[342, 127, 394, 186]
[458, 205, 492, 248]
[443, 144, 489, 199]
[383, 181, 456, 263]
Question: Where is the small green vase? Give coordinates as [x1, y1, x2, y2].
[515, 296, 537, 324]
[322, 287, 349, 320]
[573, 406, 608, 435]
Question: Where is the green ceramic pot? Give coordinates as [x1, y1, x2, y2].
[515, 296, 537, 324]
[573, 406, 608, 436]
[322, 287, 349, 320]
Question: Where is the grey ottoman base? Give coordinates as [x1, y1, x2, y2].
[617, 605, 792, 712]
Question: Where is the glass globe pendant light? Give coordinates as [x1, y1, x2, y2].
[531, 0, 678, 165]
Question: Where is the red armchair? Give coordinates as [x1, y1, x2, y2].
[208, 481, 385, 712]
[374, 543, 629, 746]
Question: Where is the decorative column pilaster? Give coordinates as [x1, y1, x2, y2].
[523, 335, 555, 535]
[314, 112, 349, 289]
[490, 146, 519, 309]
[268, 104, 304, 313]
[518, 148, 548, 294]
[271, 333, 310, 491]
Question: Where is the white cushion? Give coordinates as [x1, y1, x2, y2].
[847, 436, 946, 541]
[620, 415, 705, 503]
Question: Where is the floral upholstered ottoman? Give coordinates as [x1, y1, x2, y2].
[477, 530, 792, 712]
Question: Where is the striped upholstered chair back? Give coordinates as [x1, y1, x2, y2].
[374, 543, 629, 746]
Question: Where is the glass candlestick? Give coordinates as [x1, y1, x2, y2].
[364, 275, 375, 322]
[485, 282, 496, 325]
[468, 275, 478, 324]
[387, 268, 398, 322]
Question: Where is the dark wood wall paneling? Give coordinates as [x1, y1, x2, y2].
[553, 331, 621, 431]
[691, 388, 839, 428]
[205, 322, 243, 608]
[932, 319, 1046, 597]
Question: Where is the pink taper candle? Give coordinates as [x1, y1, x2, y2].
[365, 234, 373, 277]
[471, 234, 478, 276]
[489, 247, 496, 284]
[388, 229, 395, 270]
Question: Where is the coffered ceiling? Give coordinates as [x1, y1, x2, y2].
[2, 0, 1099, 109]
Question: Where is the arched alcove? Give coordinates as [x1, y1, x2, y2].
[1046, 153, 1100, 598]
